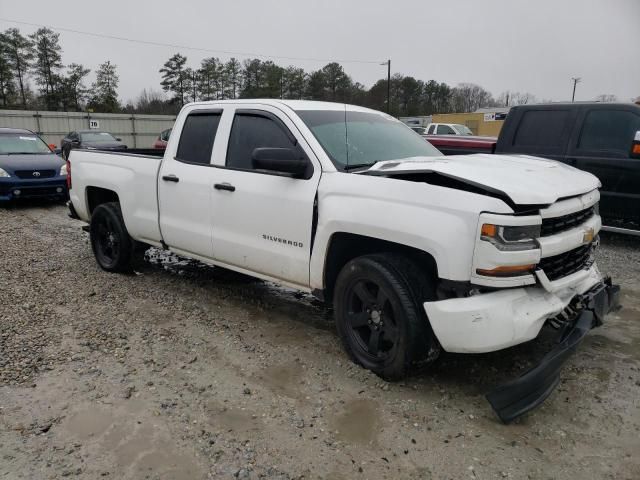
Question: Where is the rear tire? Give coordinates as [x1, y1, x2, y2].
[90, 202, 135, 273]
[333, 253, 441, 380]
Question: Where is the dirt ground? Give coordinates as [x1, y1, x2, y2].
[1, 202, 639, 480]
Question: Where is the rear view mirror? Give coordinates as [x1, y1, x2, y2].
[252, 148, 309, 178]
[632, 131, 640, 159]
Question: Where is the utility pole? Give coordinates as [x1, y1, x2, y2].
[381, 59, 391, 113]
[571, 77, 581, 102]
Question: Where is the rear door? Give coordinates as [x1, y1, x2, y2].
[209, 104, 321, 287]
[158, 108, 222, 258]
[497, 107, 578, 162]
[567, 106, 640, 224]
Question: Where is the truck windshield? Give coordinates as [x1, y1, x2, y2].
[0, 134, 52, 155]
[452, 124, 474, 135]
[297, 109, 442, 170]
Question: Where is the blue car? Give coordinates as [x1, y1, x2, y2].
[0, 128, 68, 202]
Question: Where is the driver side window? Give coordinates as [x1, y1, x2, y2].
[226, 112, 297, 170]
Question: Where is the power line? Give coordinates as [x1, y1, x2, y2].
[0, 17, 384, 65]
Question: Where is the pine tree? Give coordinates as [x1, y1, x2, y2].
[160, 53, 188, 106]
[0, 41, 16, 107]
[89, 61, 120, 112]
[225, 58, 241, 99]
[63, 63, 90, 110]
[30, 27, 63, 110]
[2, 28, 35, 108]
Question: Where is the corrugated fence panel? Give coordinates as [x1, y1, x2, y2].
[0, 110, 176, 148]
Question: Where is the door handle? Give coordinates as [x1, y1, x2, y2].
[162, 174, 179, 183]
[214, 183, 236, 192]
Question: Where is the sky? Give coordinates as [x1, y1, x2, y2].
[1, 0, 639, 105]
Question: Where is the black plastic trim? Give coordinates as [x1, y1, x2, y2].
[486, 277, 620, 423]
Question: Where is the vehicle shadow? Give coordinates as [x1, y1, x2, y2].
[135, 246, 565, 398]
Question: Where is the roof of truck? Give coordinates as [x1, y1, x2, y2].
[184, 99, 382, 113]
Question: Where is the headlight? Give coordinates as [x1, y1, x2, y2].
[480, 223, 540, 251]
[0, 167, 10, 178]
[60, 164, 68, 176]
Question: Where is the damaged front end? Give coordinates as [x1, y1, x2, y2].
[486, 277, 620, 423]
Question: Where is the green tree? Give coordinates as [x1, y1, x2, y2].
[30, 27, 63, 110]
[160, 53, 188, 106]
[282, 66, 306, 99]
[305, 70, 326, 100]
[0, 42, 16, 107]
[2, 28, 34, 108]
[63, 63, 90, 110]
[88, 61, 120, 112]
[321, 62, 352, 101]
[225, 58, 241, 99]
[240, 58, 263, 98]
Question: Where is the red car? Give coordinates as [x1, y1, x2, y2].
[153, 128, 171, 149]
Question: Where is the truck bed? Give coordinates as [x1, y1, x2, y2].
[423, 135, 497, 155]
[68, 149, 164, 245]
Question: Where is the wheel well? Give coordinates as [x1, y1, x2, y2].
[86, 187, 119, 215]
[322, 232, 438, 303]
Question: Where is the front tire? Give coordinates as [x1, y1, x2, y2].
[90, 202, 135, 273]
[333, 254, 440, 380]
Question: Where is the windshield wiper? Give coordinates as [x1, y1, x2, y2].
[343, 161, 379, 171]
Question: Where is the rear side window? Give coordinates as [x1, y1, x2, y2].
[226, 113, 296, 170]
[513, 110, 570, 148]
[436, 125, 455, 135]
[176, 112, 221, 165]
[427, 125, 435, 134]
[578, 110, 640, 153]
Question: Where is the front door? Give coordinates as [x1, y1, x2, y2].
[210, 105, 321, 287]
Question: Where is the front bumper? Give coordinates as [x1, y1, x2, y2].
[0, 176, 68, 201]
[424, 265, 604, 353]
[486, 277, 619, 423]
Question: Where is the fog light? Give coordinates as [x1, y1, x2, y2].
[13, 189, 21, 196]
[56, 187, 63, 193]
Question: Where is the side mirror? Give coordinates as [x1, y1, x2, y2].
[631, 131, 640, 159]
[252, 148, 309, 178]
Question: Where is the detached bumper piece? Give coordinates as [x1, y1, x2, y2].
[486, 277, 620, 423]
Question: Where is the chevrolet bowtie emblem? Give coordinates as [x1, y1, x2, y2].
[583, 227, 595, 244]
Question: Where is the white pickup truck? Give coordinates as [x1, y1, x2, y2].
[67, 99, 619, 422]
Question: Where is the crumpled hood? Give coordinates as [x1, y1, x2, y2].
[364, 154, 600, 205]
[0, 153, 64, 174]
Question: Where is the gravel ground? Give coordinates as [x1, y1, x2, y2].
[1, 202, 639, 480]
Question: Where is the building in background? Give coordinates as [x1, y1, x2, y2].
[432, 107, 510, 136]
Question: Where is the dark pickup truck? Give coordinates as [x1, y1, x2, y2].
[425, 103, 640, 234]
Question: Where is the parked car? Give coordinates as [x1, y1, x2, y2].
[0, 128, 67, 201]
[60, 130, 128, 160]
[425, 123, 474, 135]
[67, 99, 618, 423]
[423, 103, 640, 234]
[153, 128, 172, 149]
